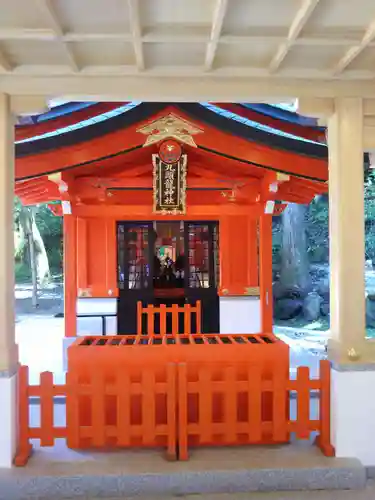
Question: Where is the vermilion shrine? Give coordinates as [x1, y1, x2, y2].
[15, 102, 328, 347]
[12, 101, 338, 479]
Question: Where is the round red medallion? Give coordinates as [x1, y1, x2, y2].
[158, 139, 182, 164]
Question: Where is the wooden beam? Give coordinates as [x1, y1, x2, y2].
[205, 0, 228, 71]
[73, 203, 264, 218]
[269, 0, 321, 73]
[333, 17, 375, 75]
[127, 0, 145, 71]
[35, 0, 80, 72]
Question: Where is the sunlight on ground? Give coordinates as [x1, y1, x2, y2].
[15, 314, 327, 384]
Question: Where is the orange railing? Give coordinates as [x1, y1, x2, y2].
[14, 363, 177, 466]
[177, 359, 333, 460]
[14, 366, 67, 466]
[137, 301, 201, 335]
[14, 359, 333, 467]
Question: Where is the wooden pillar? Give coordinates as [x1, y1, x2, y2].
[76, 217, 88, 292]
[0, 93, 19, 468]
[64, 215, 77, 337]
[0, 93, 18, 371]
[259, 214, 273, 333]
[328, 97, 365, 357]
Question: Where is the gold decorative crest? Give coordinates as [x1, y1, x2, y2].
[137, 113, 203, 147]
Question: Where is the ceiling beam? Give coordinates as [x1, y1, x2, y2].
[269, 0, 321, 73]
[0, 28, 370, 47]
[205, 0, 228, 71]
[333, 17, 375, 75]
[35, 0, 80, 72]
[5, 75, 375, 100]
[127, 0, 145, 71]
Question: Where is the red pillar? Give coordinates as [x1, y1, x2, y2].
[259, 214, 273, 333]
[64, 215, 77, 337]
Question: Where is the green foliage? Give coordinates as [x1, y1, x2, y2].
[15, 261, 31, 283]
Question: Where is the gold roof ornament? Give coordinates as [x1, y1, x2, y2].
[137, 113, 203, 147]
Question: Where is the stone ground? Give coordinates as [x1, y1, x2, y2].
[66, 488, 375, 499]
[19, 490, 375, 500]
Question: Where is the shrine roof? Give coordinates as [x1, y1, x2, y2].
[15, 101, 330, 208]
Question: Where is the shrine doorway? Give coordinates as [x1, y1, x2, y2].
[117, 220, 220, 334]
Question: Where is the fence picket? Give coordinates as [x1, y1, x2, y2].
[142, 369, 155, 444]
[196, 301, 202, 333]
[272, 363, 288, 442]
[40, 372, 54, 446]
[14, 366, 32, 466]
[172, 304, 179, 335]
[184, 304, 191, 334]
[166, 363, 177, 460]
[66, 371, 80, 449]
[178, 363, 188, 460]
[247, 364, 262, 442]
[199, 366, 212, 443]
[296, 366, 311, 440]
[160, 304, 167, 336]
[137, 301, 142, 335]
[91, 369, 106, 447]
[116, 367, 131, 446]
[317, 360, 335, 456]
[224, 365, 237, 443]
[147, 305, 155, 336]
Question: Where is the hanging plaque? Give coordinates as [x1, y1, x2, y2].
[152, 154, 187, 215]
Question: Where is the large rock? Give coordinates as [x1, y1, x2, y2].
[303, 292, 322, 321]
[320, 301, 330, 317]
[317, 278, 330, 300]
[274, 298, 303, 320]
[273, 281, 308, 301]
[366, 296, 375, 328]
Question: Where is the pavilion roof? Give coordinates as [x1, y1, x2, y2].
[15, 101, 328, 208]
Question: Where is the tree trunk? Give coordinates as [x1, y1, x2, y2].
[279, 203, 311, 292]
[19, 206, 50, 307]
[27, 230, 38, 308]
[31, 210, 50, 285]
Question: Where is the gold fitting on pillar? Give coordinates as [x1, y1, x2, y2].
[222, 288, 229, 295]
[347, 347, 361, 361]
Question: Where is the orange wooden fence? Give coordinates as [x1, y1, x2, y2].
[14, 359, 333, 467]
[14, 363, 177, 466]
[137, 300, 201, 335]
[14, 366, 67, 466]
[177, 359, 334, 460]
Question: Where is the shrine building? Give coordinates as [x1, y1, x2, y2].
[1, 0, 375, 497]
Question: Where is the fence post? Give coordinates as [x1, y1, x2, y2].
[316, 360, 335, 456]
[177, 363, 188, 460]
[137, 301, 142, 335]
[14, 366, 33, 466]
[166, 363, 177, 461]
[160, 304, 167, 336]
[196, 301, 202, 333]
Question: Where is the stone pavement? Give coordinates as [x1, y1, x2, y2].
[61, 483, 375, 499]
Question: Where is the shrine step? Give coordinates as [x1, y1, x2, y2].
[2, 444, 366, 499]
